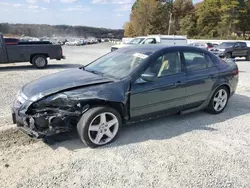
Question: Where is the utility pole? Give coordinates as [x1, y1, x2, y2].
[168, 12, 172, 35]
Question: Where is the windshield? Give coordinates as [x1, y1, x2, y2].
[127, 38, 145, 44]
[85, 51, 152, 79]
[218, 42, 236, 48]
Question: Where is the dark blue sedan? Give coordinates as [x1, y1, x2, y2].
[12, 45, 238, 147]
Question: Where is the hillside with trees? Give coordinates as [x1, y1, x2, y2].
[124, 0, 250, 39]
[0, 23, 124, 39]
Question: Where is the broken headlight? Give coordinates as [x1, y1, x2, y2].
[32, 93, 76, 110]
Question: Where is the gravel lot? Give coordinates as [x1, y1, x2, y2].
[0, 43, 250, 188]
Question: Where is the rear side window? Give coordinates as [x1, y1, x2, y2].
[183, 52, 215, 71]
[4, 38, 19, 45]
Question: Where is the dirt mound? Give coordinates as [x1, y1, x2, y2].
[0, 128, 38, 149]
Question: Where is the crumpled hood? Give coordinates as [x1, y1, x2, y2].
[22, 68, 114, 101]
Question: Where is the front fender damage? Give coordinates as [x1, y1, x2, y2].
[21, 103, 90, 138]
[20, 81, 129, 138]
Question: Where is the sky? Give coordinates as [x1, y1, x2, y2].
[0, 0, 201, 29]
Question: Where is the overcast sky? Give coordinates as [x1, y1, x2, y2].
[0, 0, 201, 29]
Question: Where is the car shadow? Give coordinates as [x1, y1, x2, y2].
[0, 63, 82, 72]
[46, 93, 250, 151]
[235, 59, 248, 62]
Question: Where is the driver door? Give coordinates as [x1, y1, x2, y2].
[233, 42, 244, 57]
[130, 51, 186, 118]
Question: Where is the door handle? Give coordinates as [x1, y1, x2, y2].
[209, 74, 216, 79]
[174, 81, 182, 86]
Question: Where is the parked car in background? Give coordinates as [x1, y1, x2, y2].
[111, 35, 187, 51]
[12, 45, 238, 147]
[65, 40, 82, 46]
[209, 41, 250, 60]
[0, 33, 65, 69]
[189, 42, 214, 50]
[212, 43, 219, 47]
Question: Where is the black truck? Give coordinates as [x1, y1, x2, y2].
[209, 41, 250, 60]
[0, 34, 65, 69]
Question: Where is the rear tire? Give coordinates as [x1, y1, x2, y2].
[206, 86, 229, 114]
[225, 53, 232, 59]
[246, 53, 250, 61]
[32, 55, 48, 69]
[77, 106, 122, 148]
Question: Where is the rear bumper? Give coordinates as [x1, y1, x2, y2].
[56, 56, 66, 60]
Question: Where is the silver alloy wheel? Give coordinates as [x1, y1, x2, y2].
[35, 57, 46, 67]
[88, 112, 119, 145]
[213, 89, 228, 112]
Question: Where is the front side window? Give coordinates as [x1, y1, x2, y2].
[183, 52, 214, 71]
[143, 38, 156, 44]
[85, 51, 152, 79]
[127, 38, 145, 45]
[218, 42, 235, 48]
[144, 52, 181, 77]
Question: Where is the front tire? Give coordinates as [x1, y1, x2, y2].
[225, 53, 232, 59]
[206, 86, 229, 114]
[246, 53, 250, 61]
[77, 106, 122, 148]
[32, 55, 48, 69]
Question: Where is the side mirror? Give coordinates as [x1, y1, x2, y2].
[234, 44, 239, 48]
[141, 73, 157, 82]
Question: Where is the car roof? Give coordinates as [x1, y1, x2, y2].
[117, 44, 208, 54]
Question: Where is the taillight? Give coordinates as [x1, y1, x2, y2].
[232, 69, 239, 76]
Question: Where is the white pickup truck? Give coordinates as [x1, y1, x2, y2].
[111, 35, 188, 51]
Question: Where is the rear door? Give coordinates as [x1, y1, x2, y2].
[0, 37, 8, 63]
[182, 51, 218, 108]
[233, 42, 246, 57]
[238, 42, 248, 56]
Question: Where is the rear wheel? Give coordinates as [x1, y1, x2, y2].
[225, 53, 232, 59]
[32, 55, 48, 69]
[246, 53, 250, 61]
[77, 106, 121, 148]
[206, 86, 229, 114]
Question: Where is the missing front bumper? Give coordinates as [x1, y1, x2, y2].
[19, 126, 43, 138]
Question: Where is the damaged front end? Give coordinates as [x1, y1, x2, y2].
[12, 92, 89, 138]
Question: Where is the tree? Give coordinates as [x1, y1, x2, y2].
[196, 0, 221, 37]
[236, 0, 250, 36]
[220, 0, 241, 36]
[172, 0, 194, 34]
[180, 12, 197, 37]
[124, 22, 135, 37]
[148, 1, 172, 34]
[129, 0, 159, 36]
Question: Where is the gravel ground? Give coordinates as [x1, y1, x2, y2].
[0, 43, 250, 188]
